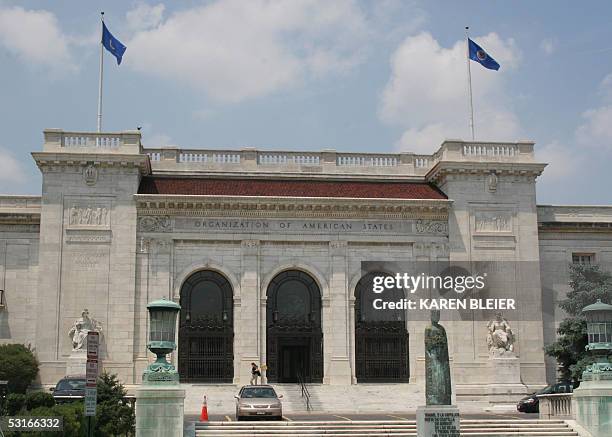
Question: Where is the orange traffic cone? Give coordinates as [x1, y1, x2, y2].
[200, 395, 209, 422]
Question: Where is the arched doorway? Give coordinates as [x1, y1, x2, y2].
[266, 270, 323, 383]
[355, 272, 409, 382]
[178, 270, 234, 382]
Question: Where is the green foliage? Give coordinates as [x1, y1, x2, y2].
[545, 263, 612, 383]
[561, 264, 612, 316]
[6, 393, 26, 415]
[0, 344, 39, 393]
[25, 391, 55, 410]
[94, 372, 135, 436]
[96, 372, 127, 404]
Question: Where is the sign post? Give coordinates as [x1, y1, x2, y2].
[85, 332, 99, 437]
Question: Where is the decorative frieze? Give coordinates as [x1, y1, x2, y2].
[135, 195, 450, 221]
[65, 229, 112, 244]
[474, 212, 512, 233]
[415, 219, 448, 235]
[138, 216, 172, 232]
[69, 205, 109, 227]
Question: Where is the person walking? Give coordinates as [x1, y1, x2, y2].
[250, 362, 261, 385]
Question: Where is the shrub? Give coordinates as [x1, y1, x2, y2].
[6, 393, 26, 415]
[0, 344, 39, 393]
[25, 391, 56, 410]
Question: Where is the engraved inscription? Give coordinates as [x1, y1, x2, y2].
[71, 251, 106, 268]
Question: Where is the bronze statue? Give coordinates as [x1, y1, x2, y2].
[425, 309, 452, 405]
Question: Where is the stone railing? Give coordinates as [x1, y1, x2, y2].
[538, 393, 573, 419]
[144, 140, 535, 175]
[38, 130, 537, 176]
[43, 129, 142, 154]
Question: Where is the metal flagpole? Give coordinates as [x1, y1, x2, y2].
[465, 26, 475, 141]
[97, 12, 104, 133]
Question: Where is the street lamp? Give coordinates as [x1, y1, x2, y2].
[143, 298, 181, 384]
[582, 299, 612, 379]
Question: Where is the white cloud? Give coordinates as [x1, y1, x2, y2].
[379, 32, 522, 152]
[536, 141, 580, 181]
[599, 73, 612, 102]
[0, 6, 76, 71]
[575, 105, 612, 150]
[539, 38, 555, 55]
[0, 147, 27, 184]
[125, 0, 370, 102]
[126, 3, 165, 31]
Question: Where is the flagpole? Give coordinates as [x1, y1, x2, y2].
[97, 12, 104, 133]
[465, 26, 475, 141]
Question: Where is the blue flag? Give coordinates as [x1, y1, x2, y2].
[468, 38, 500, 71]
[102, 22, 127, 65]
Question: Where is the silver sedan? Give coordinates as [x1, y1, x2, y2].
[235, 385, 283, 421]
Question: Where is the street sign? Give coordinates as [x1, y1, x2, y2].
[86, 332, 99, 360]
[85, 360, 98, 387]
[85, 331, 99, 419]
[84, 387, 97, 416]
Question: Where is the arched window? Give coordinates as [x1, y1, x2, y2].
[354, 272, 409, 382]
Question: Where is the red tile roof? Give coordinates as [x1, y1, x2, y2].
[138, 177, 447, 200]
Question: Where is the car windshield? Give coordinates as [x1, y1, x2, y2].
[535, 385, 554, 395]
[56, 379, 86, 391]
[241, 387, 277, 399]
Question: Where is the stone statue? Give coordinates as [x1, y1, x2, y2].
[487, 312, 514, 357]
[425, 309, 452, 405]
[68, 309, 102, 351]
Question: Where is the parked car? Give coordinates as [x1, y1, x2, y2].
[49, 375, 86, 403]
[234, 385, 283, 421]
[517, 381, 574, 413]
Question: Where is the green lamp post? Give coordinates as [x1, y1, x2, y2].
[582, 299, 612, 380]
[143, 298, 181, 384]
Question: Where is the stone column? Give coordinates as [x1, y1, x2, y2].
[237, 239, 260, 384]
[327, 241, 351, 385]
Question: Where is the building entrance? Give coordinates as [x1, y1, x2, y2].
[266, 270, 323, 383]
[178, 270, 234, 382]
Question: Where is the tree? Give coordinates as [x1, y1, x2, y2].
[545, 263, 612, 383]
[0, 344, 39, 393]
[94, 372, 135, 436]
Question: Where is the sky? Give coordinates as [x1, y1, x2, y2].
[1, 0, 611, 204]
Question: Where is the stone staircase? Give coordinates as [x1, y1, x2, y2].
[183, 383, 436, 415]
[194, 419, 579, 436]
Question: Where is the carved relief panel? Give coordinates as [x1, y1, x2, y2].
[67, 203, 111, 228]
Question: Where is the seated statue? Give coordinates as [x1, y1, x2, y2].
[487, 312, 514, 357]
[68, 309, 102, 351]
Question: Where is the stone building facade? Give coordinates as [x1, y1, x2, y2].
[0, 129, 611, 400]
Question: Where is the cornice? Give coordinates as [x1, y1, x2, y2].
[31, 152, 151, 175]
[426, 161, 547, 184]
[134, 194, 451, 220]
[0, 213, 40, 225]
[538, 221, 612, 234]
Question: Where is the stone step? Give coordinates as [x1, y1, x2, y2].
[194, 420, 578, 437]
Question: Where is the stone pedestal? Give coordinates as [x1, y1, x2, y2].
[486, 356, 527, 404]
[573, 377, 612, 437]
[135, 386, 186, 437]
[416, 405, 460, 437]
[65, 350, 87, 375]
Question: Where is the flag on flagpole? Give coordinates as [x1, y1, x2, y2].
[468, 38, 500, 71]
[102, 22, 127, 65]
